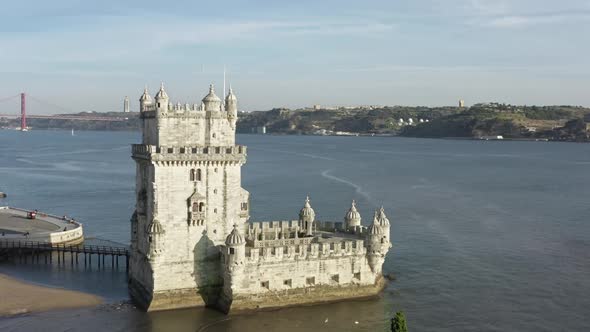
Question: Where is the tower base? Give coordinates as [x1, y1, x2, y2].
[128, 278, 222, 312]
[217, 276, 387, 314]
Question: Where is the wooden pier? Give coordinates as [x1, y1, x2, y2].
[0, 240, 130, 271]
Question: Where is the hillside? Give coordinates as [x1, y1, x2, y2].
[2, 103, 589, 141]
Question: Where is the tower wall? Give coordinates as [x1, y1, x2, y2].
[130, 85, 249, 311]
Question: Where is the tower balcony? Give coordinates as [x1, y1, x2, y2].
[132, 144, 247, 163]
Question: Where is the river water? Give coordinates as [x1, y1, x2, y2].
[0, 130, 589, 331]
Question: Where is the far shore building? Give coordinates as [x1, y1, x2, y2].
[124, 96, 130, 113]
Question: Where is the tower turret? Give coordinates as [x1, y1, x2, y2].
[202, 84, 222, 112]
[299, 196, 316, 236]
[377, 206, 391, 242]
[344, 200, 361, 231]
[366, 211, 386, 272]
[139, 86, 152, 112]
[225, 87, 238, 128]
[225, 224, 246, 268]
[146, 218, 164, 259]
[155, 82, 169, 113]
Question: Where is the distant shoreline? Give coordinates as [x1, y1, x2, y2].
[0, 273, 103, 317]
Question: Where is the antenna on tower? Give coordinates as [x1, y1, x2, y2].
[223, 65, 226, 99]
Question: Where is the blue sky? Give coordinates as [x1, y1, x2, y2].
[1, 0, 589, 113]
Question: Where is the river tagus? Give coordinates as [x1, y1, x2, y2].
[0, 130, 589, 331]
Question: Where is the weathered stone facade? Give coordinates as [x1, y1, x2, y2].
[129, 84, 391, 313]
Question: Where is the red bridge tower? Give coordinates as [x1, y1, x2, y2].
[20, 92, 26, 131]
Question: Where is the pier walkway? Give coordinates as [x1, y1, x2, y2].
[0, 207, 84, 245]
[0, 240, 130, 271]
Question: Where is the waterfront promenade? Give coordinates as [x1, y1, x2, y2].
[0, 207, 84, 245]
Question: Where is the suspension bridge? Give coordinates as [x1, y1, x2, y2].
[0, 93, 128, 131]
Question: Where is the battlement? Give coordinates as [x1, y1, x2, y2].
[140, 106, 232, 119]
[241, 238, 366, 264]
[132, 144, 247, 163]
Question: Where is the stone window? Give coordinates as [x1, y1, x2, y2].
[354, 272, 361, 280]
[241, 202, 248, 211]
[191, 147, 197, 153]
[190, 169, 202, 182]
[167, 148, 173, 153]
[306, 277, 315, 286]
[261, 281, 269, 289]
[213, 189, 217, 194]
[215, 147, 221, 154]
[284, 279, 292, 287]
[229, 248, 235, 255]
[331, 274, 339, 283]
[199, 202, 205, 212]
[180, 147, 185, 153]
[214, 208, 217, 214]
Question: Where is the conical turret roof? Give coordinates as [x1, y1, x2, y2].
[147, 219, 164, 234]
[155, 82, 168, 99]
[140, 86, 152, 101]
[344, 200, 361, 224]
[368, 211, 384, 235]
[225, 224, 245, 246]
[202, 84, 221, 103]
[299, 196, 316, 220]
[378, 206, 390, 227]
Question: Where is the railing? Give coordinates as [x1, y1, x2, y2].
[0, 240, 130, 271]
[0, 240, 129, 256]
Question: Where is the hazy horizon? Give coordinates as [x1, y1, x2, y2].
[1, 0, 589, 114]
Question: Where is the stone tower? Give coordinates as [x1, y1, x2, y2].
[129, 83, 249, 311]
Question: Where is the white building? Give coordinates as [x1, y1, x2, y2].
[124, 96, 130, 113]
[129, 83, 391, 313]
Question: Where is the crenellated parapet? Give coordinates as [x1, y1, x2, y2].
[132, 144, 247, 165]
[240, 238, 366, 264]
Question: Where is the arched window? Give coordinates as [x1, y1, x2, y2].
[190, 169, 195, 181]
[196, 169, 202, 181]
[192, 202, 198, 212]
[199, 202, 205, 212]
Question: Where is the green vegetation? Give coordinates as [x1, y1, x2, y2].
[391, 311, 408, 332]
[3, 103, 589, 142]
[237, 106, 460, 135]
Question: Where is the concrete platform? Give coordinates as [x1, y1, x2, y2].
[0, 207, 84, 245]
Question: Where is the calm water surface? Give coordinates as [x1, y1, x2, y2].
[0, 130, 589, 331]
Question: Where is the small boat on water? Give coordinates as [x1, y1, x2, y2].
[71, 128, 75, 136]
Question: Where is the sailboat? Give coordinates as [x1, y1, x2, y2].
[71, 128, 75, 136]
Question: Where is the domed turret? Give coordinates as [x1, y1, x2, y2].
[377, 206, 390, 242]
[344, 200, 362, 230]
[147, 219, 164, 235]
[202, 84, 222, 112]
[378, 206, 389, 227]
[367, 212, 384, 236]
[366, 211, 386, 272]
[155, 82, 169, 112]
[139, 86, 152, 111]
[225, 224, 245, 246]
[146, 219, 164, 258]
[299, 196, 316, 236]
[225, 224, 246, 271]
